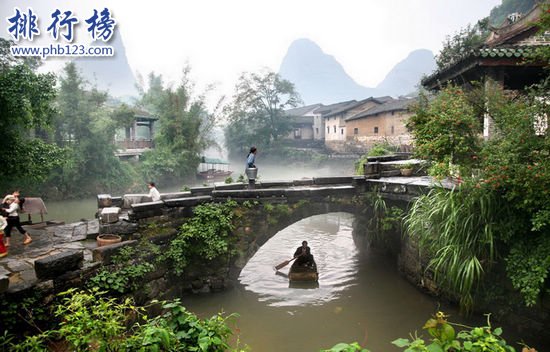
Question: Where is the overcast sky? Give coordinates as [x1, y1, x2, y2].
[2, 0, 502, 99]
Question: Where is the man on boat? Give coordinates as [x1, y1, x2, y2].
[294, 241, 314, 267]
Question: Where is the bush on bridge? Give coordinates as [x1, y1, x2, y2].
[163, 200, 238, 275]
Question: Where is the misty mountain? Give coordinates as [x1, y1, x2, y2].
[278, 38, 376, 105]
[74, 32, 138, 98]
[278, 38, 435, 104]
[376, 49, 436, 96]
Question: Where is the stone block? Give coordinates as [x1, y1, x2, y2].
[285, 189, 312, 199]
[97, 194, 112, 208]
[100, 207, 121, 224]
[160, 192, 192, 200]
[111, 196, 123, 208]
[86, 219, 100, 239]
[254, 189, 287, 198]
[34, 251, 83, 280]
[364, 161, 381, 177]
[128, 209, 163, 221]
[313, 176, 354, 185]
[381, 169, 401, 177]
[308, 186, 349, 197]
[131, 202, 163, 213]
[292, 178, 314, 186]
[122, 194, 147, 208]
[190, 186, 214, 196]
[213, 183, 247, 191]
[164, 196, 212, 208]
[366, 155, 401, 162]
[258, 180, 294, 188]
[92, 240, 138, 265]
[381, 183, 407, 194]
[99, 221, 139, 235]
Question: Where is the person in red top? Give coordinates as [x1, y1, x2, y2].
[0, 216, 7, 258]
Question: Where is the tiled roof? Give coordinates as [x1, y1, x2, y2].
[323, 96, 394, 118]
[315, 100, 357, 116]
[421, 46, 541, 87]
[285, 103, 323, 117]
[478, 47, 535, 58]
[134, 109, 158, 120]
[291, 116, 314, 125]
[422, 3, 547, 90]
[345, 98, 415, 121]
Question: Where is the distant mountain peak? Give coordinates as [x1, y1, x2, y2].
[74, 31, 138, 98]
[279, 38, 436, 104]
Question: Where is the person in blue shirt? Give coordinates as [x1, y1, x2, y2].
[246, 146, 257, 168]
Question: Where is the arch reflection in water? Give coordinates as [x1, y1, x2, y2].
[239, 212, 358, 307]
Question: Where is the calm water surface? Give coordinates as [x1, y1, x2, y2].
[182, 212, 483, 352]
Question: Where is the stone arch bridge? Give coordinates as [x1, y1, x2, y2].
[98, 176, 436, 280]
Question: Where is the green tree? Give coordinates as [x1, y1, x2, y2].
[407, 86, 482, 177]
[488, 0, 538, 26]
[47, 63, 137, 197]
[224, 70, 301, 156]
[436, 21, 489, 70]
[137, 68, 218, 183]
[529, 2, 550, 68]
[435, 0, 540, 70]
[0, 38, 64, 191]
[481, 83, 550, 306]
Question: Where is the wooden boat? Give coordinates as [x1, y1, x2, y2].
[289, 259, 318, 282]
[196, 169, 233, 180]
[196, 157, 233, 181]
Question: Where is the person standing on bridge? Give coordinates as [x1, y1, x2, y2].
[147, 182, 161, 202]
[246, 146, 257, 168]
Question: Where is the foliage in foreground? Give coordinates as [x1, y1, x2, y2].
[320, 311, 531, 352]
[4, 295, 530, 352]
[392, 312, 520, 352]
[2, 288, 242, 352]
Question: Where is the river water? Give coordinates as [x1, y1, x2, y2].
[182, 212, 484, 352]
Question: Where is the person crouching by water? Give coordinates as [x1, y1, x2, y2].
[3, 194, 32, 247]
[246, 146, 257, 168]
[294, 240, 314, 267]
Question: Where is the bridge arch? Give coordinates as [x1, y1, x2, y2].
[227, 200, 360, 279]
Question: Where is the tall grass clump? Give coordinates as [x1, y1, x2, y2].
[404, 185, 503, 313]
